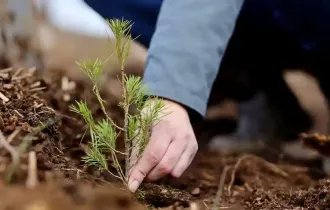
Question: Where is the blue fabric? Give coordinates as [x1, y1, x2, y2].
[83, 0, 330, 116]
[85, 0, 330, 52]
[242, 0, 330, 52]
[84, 0, 162, 47]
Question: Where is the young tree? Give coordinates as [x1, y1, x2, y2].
[70, 19, 165, 188]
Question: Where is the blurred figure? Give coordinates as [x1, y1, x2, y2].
[1, 0, 147, 79]
[33, 0, 114, 38]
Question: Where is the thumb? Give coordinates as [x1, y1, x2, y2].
[128, 135, 169, 192]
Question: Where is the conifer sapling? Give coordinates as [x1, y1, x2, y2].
[70, 19, 166, 188]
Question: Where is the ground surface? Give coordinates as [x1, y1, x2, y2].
[0, 66, 329, 210]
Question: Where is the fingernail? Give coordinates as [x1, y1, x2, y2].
[128, 179, 140, 193]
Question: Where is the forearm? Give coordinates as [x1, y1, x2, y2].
[143, 0, 244, 116]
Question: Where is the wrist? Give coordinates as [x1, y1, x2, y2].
[147, 97, 202, 123]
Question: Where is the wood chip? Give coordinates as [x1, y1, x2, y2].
[0, 67, 13, 73]
[61, 76, 69, 91]
[191, 188, 200, 196]
[0, 91, 9, 102]
[190, 202, 199, 210]
[26, 151, 39, 189]
[30, 81, 41, 88]
[28, 67, 37, 75]
[29, 87, 46, 92]
[11, 74, 32, 81]
[3, 84, 14, 89]
[0, 72, 9, 79]
[33, 103, 43, 109]
[63, 94, 70, 101]
[12, 67, 23, 78]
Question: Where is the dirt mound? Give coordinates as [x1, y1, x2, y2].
[243, 179, 330, 209]
[0, 180, 144, 210]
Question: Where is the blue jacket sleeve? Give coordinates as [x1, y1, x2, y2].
[142, 0, 244, 116]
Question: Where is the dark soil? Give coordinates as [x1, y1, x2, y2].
[0, 66, 329, 210]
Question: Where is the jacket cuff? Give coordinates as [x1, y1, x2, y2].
[144, 80, 207, 118]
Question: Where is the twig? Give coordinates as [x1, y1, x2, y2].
[11, 74, 32, 81]
[227, 154, 288, 196]
[93, 87, 124, 131]
[0, 130, 19, 183]
[0, 91, 9, 102]
[212, 166, 231, 210]
[110, 152, 126, 184]
[26, 151, 39, 189]
[5, 116, 61, 183]
[203, 200, 211, 210]
[34, 103, 43, 109]
[0, 114, 4, 130]
[13, 110, 24, 118]
[12, 67, 23, 78]
[7, 128, 21, 143]
[30, 81, 41, 88]
[29, 87, 47, 92]
[244, 183, 253, 192]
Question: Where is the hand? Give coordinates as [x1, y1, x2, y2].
[128, 99, 198, 192]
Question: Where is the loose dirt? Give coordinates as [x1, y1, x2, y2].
[0, 66, 329, 210]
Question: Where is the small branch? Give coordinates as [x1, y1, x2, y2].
[94, 87, 124, 131]
[212, 166, 231, 210]
[26, 151, 39, 189]
[0, 130, 19, 183]
[29, 87, 47, 92]
[106, 168, 125, 183]
[12, 67, 23, 78]
[7, 128, 21, 143]
[30, 81, 41, 89]
[11, 74, 32, 81]
[227, 154, 288, 196]
[13, 110, 24, 118]
[111, 152, 126, 185]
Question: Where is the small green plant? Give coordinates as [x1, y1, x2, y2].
[70, 19, 165, 187]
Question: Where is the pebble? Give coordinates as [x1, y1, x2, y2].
[190, 188, 200, 196]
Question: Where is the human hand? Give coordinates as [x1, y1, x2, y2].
[128, 99, 198, 192]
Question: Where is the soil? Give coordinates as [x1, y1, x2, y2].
[0, 66, 329, 210]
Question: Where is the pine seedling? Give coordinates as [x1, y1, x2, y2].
[70, 18, 166, 188]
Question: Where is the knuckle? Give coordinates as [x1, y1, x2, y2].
[158, 163, 172, 175]
[146, 151, 160, 165]
[135, 166, 147, 178]
[182, 132, 194, 141]
[192, 142, 198, 151]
